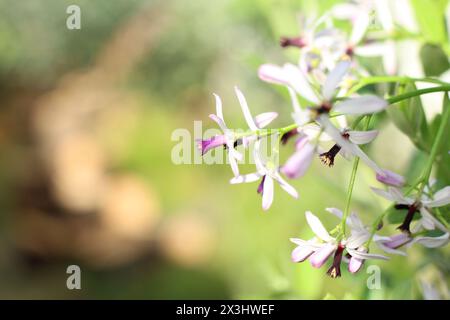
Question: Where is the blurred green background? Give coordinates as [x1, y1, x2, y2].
[0, 0, 448, 299]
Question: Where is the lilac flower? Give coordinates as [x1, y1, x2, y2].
[290, 210, 388, 278]
[371, 185, 450, 233]
[230, 139, 298, 211]
[198, 88, 278, 176]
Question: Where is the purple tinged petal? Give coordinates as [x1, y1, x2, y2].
[291, 246, 314, 263]
[309, 243, 336, 268]
[383, 233, 412, 249]
[258, 64, 288, 85]
[348, 255, 364, 273]
[376, 169, 405, 187]
[281, 138, 315, 179]
[254, 112, 278, 128]
[196, 135, 227, 155]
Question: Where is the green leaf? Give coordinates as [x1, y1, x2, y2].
[387, 82, 429, 152]
[420, 44, 450, 77]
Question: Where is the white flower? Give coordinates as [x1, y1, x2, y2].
[208, 88, 278, 177]
[230, 139, 298, 211]
[371, 185, 450, 233]
[290, 210, 388, 277]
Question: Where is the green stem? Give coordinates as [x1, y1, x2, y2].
[340, 116, 371, 236]
[367, 103, 450, 246]
[387, 85, 450, 105]
[348, 76, 448, 96]
[416, 102, 450, 196]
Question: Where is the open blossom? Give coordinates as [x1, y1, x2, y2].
[290, 210, 388, 278]
[259, 60, 403, 186]
[371, 185, 450, 233]
[197, 87, 278, 176]
[230, 138, 298, 211]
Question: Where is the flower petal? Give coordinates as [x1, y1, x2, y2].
[254, 112, 278, 128]
[213, 93, 224, 121]
[234, 86, 258, 130]
[350, 13, 370, 45]
[346, 248, 389, 260]
[414, 233, 449, 248]
[322, 60, 351, 101]
[291, 246, 314, 263]
[274, 173, 299, 199]
[230, 172, 262, 184]
[347, 130, 379, 145]
[376, 169, 405, 187]
[258, 64, 288, 85]
[422, 186, 450, 208]
[333, 95, 388, 115]
[309, 243, 336, 268]
[209, 114, 227, 132]
[305, 211, 333, 242]
[419, 207, 448, 232]
[283, 63, 320, 104]
[262, 175, 274, 211]
[281, 140, 315, 179]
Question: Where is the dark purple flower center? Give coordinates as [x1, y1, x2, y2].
[257, 175, 266, 195]
[327, 244, 345, 278]
[280, 36, 306, 48]
[397, 202, 420, 234]
[319, 144, 342, 167]
[281, 128, 299, 145]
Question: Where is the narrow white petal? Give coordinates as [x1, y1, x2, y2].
[209, 114, 227, 132]
[287, 87, 302, 113]
[347, 130, 379, 145]
[283, 63, 320, 104]
[274, 173, 299, 199]
[228, 153, 240, 177]
[254, 112, 278, 128]
[419, 207, 448, 232]
[325, 207, 343, 220]
[230, 172, 261, 184]
[305, 211, 333, 242]
[262, 175, 274, 211]
[347, 248, 389, 260]
[333, 95, 388, 115]
[322, 60, 351, 101]
[213, 93, 224, 121]
[234, 86, 258, 130]
[317, 115, 381, 172]
[414, 233, 449, 248]
[350, 13, 370, 45]
[376, 242, 407, 256]
[422, 186, 450, 208]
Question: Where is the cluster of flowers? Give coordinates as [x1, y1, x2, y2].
[197, 0, 449, 278]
